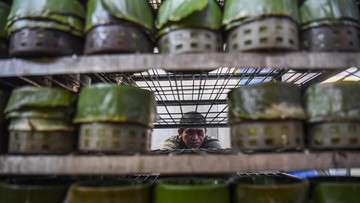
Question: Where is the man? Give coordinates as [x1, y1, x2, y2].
[160, 111, 221, 149]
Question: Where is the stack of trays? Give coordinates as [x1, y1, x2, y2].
[231, 174, 309, 203]
[84, 0, 154, 54]
[0, 2, 9, 58]
[74, 84, 157, 153]
[156, 0, 222, 54]
[4, 86, 77, 154]
[223, 0, 300, 52]
[300, 0, 360, 52]
[6, 0, 85, 57]
[154, 178, 229, 203]
[64, 180, 151, 203]
[305, 81, 360, 149]
[228, 82, 306, 151]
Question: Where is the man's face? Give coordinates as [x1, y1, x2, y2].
[179, 128, 206, 148]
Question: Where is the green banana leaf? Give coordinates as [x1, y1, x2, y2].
[100, 0, 154, 32]
[85, 0, 113, 32]
[74, 84, 157, 128]
[0, 90, 9, 122]
[223, 0, 300, 31]
[0, 2, 10, 39]
[156, 0, 222, 36]
[8, 19, 83, 36]
[300, 0, 360, 26]
[5, 86, 76, 114]
[228, 82, 306, 123]
[8, 118, 75, 131]
[6, 107, 73, 120]
[301, 19, 360, 30]
[305, 81, 360, 123]
[65, 182, 151, 203]
[7, 0, 85, 33]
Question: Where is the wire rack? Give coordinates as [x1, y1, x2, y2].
[1, 67, 359, 128]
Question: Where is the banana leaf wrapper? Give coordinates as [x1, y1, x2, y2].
[156, 0, 222, 37]
[5, 86, 76, 114]
[64, 181, 151, 203]
[6, 107, 73, 120]
[8, 18, 83, 36]
[74, 84, 156, 128]
[0, 90, 9, 122]
[0, 2, 10, 39]
[9, 118, 75, 131]
[305, 81, 360, 123]
[155, 178, 229, 203]
[223, 0, 300, 31]
[7, 0, 85, 33]
[90, 0, 154, 32]
[228, 82, 306, 123]
[300, 0, 360, 28]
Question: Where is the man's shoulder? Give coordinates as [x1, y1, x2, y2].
[202, 136, 222, 148]
[160, 135, 185, 150]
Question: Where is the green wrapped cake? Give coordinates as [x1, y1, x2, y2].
[7, 0, 85, 57]
[74, 84, 157, 153]
[223, 0, 300, 51]
[5, 86, 77, 154]
[305, 81, 360, 149]
[300, 0, 360, 51]
[84, 0, 154, 54]
[308, 177, 360, 203]
[0, 90, 9, 153]
[232, 175, 309, 203]
[64, 181, 151, 203]
[156, 0, 222, 54]
[0, 2, 10, 58]
[228, 82, 305, 151]
[154, 178, 229, 203]
[0, 177, 72, 203]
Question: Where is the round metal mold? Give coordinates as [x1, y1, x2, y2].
[301, 25, 360, 52]
[227, 17, 299, 52]
[78, 122, 152, 153]
[230, 120, 304, 151]
[8, 130, 76, 154]
[84, 24, 154, 55]
[9, 28, 83, 57]
[308, 122, 360, 149]
[0, 38, 8, 58]
[158, 28, 223, 54]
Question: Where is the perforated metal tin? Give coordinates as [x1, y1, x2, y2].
[308, 122, 360, 149]
[8, 130, 76, 154]
[227, 17, 299, 52]
[230, 120, 304, 151]
[0, 38, 8, 58]
[158, 28, 222, 54]
[79, 122, 151, 153]
[84, 24, 153, 55]
[302, 25, 360, 52]
[9, 28, 83, 57]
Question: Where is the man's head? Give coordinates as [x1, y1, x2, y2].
[178, 111, 207, 149]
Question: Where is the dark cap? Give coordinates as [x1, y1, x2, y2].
[180, 111, 206, 125]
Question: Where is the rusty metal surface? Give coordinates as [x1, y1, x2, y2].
[0, 151, 358, 175]
[0, 52, 359, 77]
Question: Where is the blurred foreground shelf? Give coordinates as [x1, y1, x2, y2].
[0, 151, 359, 175]
[1, 52, 360, 77]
